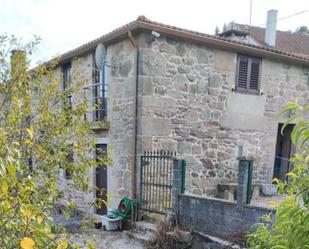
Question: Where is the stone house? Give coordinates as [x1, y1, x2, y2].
[53, 13, 309, 214]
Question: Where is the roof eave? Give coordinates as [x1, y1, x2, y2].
[54, 18, 309, 67]
[137, 21, 309, 67]
[58, 21, 140, 64]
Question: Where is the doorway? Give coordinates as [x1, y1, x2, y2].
[273, 123, 295, 182]
[95, 144, 107, 215]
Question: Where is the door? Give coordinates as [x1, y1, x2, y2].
[273, 124, 295, 182]
[95, 144, 107, 215]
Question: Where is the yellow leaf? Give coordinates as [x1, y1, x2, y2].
[7, 164, 16, 181]
[12, 96, 20, 106]
[26, 127, 34, 139]
[21, 209, 32, 219]
[57, 241, 68, 249]
[1, 181, 8, 194]
[286, 172, 297, 178]
[88, 242, 95, 249]
[3, 200, 11, 210]
[268, 200, 279, 208]
[37, 216, 43, 224]
[20, 237, 35, 249]
[24, 139, 32, 146]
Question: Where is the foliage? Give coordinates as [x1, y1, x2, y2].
[247, 100, 309, 248]
[295, 26, 309, 35]
[0, 35, 110, 248]
[148, 221, 192, 249]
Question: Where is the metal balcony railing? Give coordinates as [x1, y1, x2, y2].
[83, 81, 108, 122]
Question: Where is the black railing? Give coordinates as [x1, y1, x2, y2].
[92, 82, 107, 121]
[140, 150, 176, 214]
[83, 82, 108, 122]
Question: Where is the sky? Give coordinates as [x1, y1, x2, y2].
[0, 0, 308, 64]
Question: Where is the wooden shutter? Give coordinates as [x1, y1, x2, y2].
[236, 55, 261, 94]
[236, 56, 249, 90]
[249, 58, 261, 92]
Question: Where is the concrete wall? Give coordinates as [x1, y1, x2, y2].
[136, 32, 309, 196]
[179, 194, 273, 237]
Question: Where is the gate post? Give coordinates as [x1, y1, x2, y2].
[172, 159, 185, 214]
[237, 157, 253, 205]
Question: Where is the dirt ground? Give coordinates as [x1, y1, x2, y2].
[53, 212, 146, 249]
[69, 229, 146, 249]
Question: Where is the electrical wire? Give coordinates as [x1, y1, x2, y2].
[256, 8, 309, 27]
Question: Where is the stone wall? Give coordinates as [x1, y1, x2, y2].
[179, 194, 273, 237]
[55, 31, 309, 212]
[57, 54, 96, 213]
[54, 37, 137, 212]
[137, 33, 309, 196]
[106, 38, 136, 208]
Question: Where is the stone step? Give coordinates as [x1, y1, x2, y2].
[124, 229, 156, 244]
[142, 212, 165, 223]
[123, 221, 159, 245]
[135, 221, 157, 236]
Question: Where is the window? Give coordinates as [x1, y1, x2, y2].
[236, 55, 261, 94]
[95, 144, 107, 215]
[28, 157, 33, 171]
[62, 62, 72, 110]
[65, 145, 74, 179]
[273, 123, 295, 182]
[92, 55, 107, 121]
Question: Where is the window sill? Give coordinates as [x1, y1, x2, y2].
[234, 89, 262, 96]
[90, 119, 110, 131]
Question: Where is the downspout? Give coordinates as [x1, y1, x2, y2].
[128, 31, 139, 207]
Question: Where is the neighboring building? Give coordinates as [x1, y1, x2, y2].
[54, 14, 309, 213]
[220, 14, 309, 59]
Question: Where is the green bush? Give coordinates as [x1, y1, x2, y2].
[247, 100, 309, 249]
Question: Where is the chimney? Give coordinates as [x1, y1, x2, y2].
[10, 50, 27, 80]
[265, 9, 278, 47]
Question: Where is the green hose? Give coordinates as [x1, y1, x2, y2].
[117, 197, 133, 218]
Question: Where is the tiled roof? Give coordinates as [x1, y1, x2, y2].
[57, 16, 309, 66]
[235, 24, 309, 59]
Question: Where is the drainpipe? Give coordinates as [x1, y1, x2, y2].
[128, 31, 139, 206]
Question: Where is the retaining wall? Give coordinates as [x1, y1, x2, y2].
[178, 194, 274, 237]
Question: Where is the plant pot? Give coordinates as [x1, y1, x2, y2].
[94, 222, 102, 229]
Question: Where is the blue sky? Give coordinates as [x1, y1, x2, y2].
[1, 0, 308, 64]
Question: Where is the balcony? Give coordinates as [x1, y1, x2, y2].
[83, 78, 109, 131]
[90, 119, 110, 131]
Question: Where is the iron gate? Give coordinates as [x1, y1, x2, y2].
[140, 151, 185, 214]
